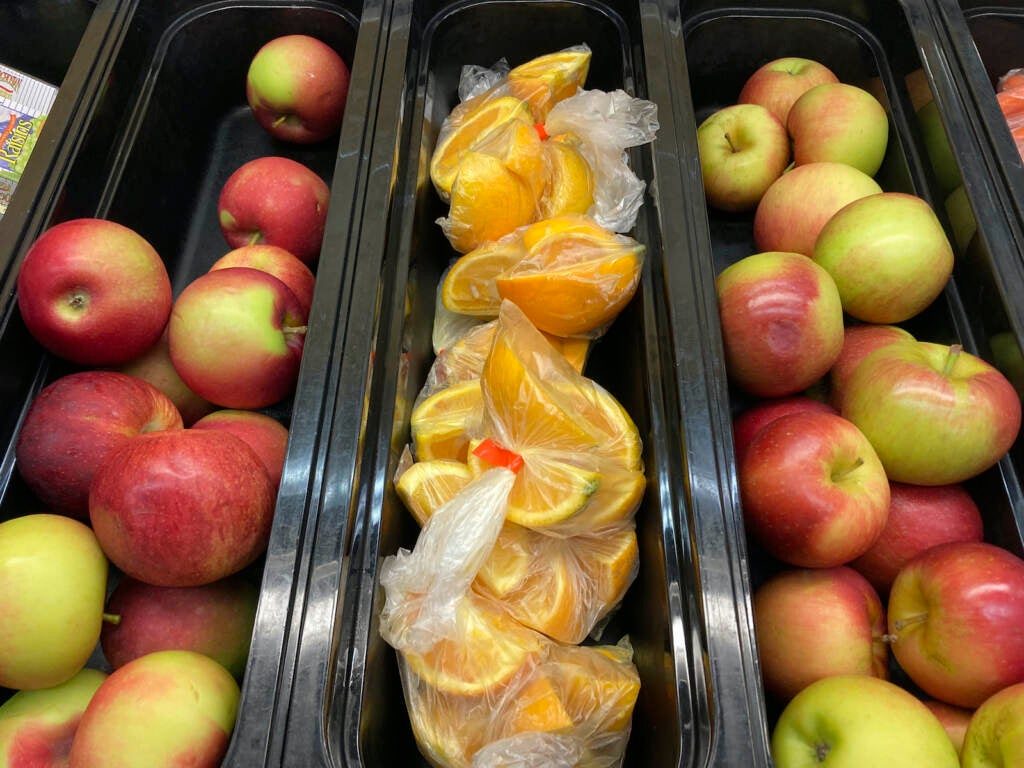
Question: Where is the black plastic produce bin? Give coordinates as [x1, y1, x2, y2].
[0, 1, 391, 767]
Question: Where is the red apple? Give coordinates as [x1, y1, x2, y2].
[217, 156, 329, 263]
[89, 429, 275, 587]
[887, 541, 1024, 708]
[788, 82, 890, 176]
[753, 566, 888, 703]
[753, 161, 883, 256]
[849, 482, 983, 595]
[246, 34, 350, 145]
[716, 251, 845, 398]
[168, 267, 307, 410]
[15, 371, 183, 518]
[208, 244, 316, 317]
[696, 103, 790, 212]
[115, 328, 215, 426]
[739, 411, 890, 568]
[101, 576, 258, 680]
[192, 409, 289, 489]
[923, 699, 973, 756]
[841, 341, 1021, 485]
[16, 218, 172, 365]
[961, 682, 1024, 766]
[828, 324, 916, 409]
[737, 57, 839, 126]
[732, 396, 837, 461]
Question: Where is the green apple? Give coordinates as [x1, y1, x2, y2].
[917, 100, 962, 196]
[0, 668, 106, 767]
[961, 681, 1024, 767]
[788, 83, 890, 176]
[944, 184, 977, 253]
[813, 192, 954, 324]
[67, 650, 239, 767]
[771, 675, 960, 767]
[0, 514, 107, 690]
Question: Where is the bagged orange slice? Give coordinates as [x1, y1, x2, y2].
[506, 45, 593, 122]
[539, 133, 595, 219]
[410, 379, 483, 462]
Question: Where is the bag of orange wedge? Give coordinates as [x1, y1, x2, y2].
[438, 214, 645, 339]
[379, 463, 641, 768]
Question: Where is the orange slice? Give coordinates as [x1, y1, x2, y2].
[507, 673, 575, 734]
[552, 380, 643, 471]
[507, 47, 592, 121]
[395, 460, 474, 526]
[430, 94, 532, 201]
[441, 240, 527, 317]
[410, 380, 483, 462]
[540, 135, 594, 219]
[521, 214, 613, 251]
[470, 118, 548, 201]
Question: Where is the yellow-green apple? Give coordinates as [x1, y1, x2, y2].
[753, 566, 887, 703]
[812, 193, 954, 323]
[739, 411, 890, 568]
[828, 324, 915, 408]
[0, 668, 106, 767]
[917, 99, 962, 196]
[696, 104, 790, 212]
[67, 650, 239, 768]
[167, 267, 307, 410]
[887, 542, 1024, 708]
[15, 371, 183, 518]
[787, 83, 889, 176]
[100, 576, 258, 679]
[840, 341, 1021, 485]
[732, 396, 837, 461]
[771, 675, 960, 767]
[737, 57, 839, 125]
[849, 482, 983, 595]
[191, 409, 288, 490]
[716, 251, 844, 398]
[115, 330, 215, 426]
[961, 682, 1024, 767]
[16, 219, 172, 366]
[991, 330, 1024, 399]
[0, 515, 107, 690]
[923, 699, 973, 756]
[944, 184, 977, 252]
[754, 162, 882, 256]
[217, 156, 329, 263]
[246, 34, 350, 145]
[208, 244, 316, 317]
[89, 430, 275, 587]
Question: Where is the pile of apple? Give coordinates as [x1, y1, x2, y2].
[699, 58, 1024, 766]
[0, 33, 350, 768]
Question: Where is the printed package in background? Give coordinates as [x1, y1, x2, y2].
[0, 63, 58, 219]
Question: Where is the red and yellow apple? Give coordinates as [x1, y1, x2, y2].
[737, 57, 839, 126]
[209, 244, 316, 318]
[191, 409, 289, 490]
[732, 396, 837, 461]
[788, 83, 889, 176]
[828, 323, 915, 408]
[115, 330, 215, 426]
[961, 682, 1024, 767]
[923, 699, 973, 756]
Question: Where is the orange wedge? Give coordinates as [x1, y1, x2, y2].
[552, 380, 644, 471]
[550, 642, 641, 734]
[540, 135, 595, 219]
[441, 240, 527, 317]
[507, 46, 592, 121]
[395, 460, 474, 526]
[470, 118, 548, 201]
[430, 94, 532, 202]
[439, 321, 588, 381]
[521, 214, 614, 251]
[507, 673, 575, 733]
[410, 380, 483, 462]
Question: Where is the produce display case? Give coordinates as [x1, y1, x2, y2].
[4, 0, 1024, 766]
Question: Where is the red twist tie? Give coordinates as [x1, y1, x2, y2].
[472, 438, 524, 474]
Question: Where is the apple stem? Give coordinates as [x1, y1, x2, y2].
[893, 612, 929, 632]
[283, 324, 309, 335]
[831, 457, 864, 482]
[724, 132, 738, 154]
[943, 344, 963, 376]
[272, 114, 288, 128]
[247, 231, 262, 246]
[102, 612, 122, 626]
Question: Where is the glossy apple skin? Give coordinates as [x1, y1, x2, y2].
[209, 244, 316, 317]
[754, 162, 883, 256]
[732, 396, 836, 462]
[717, 251, 844, 398]
[89, 430, 275, 587]
[696, 103, 790, 212]
[840, 341, 1021, 485]
[961, 682, 1024, 767]
[14, 371, 183, 518]
[0, 515, 107, 690]
[101, 576, 258, 680]
[850, 482, 983, 595]
[753, 566, 887, 703]
[771, 675, 960, 768]
[168, 267, 307, 410]
[16, 219, 172, 366]
[0, 668, 106, 768]
[245, 34, 349, 145]
[217, 156, 329, 263]
[191, 409, 288, 489]
[813, 192, 954, 324]
[737, 57, 839, 126]
[740, 411, 890, 568]
[888, 542, 1024, 708]
[67, 650, 239, 768]
[115, 330, 215, 426]
[923, 699, 973, 757]
[828, 324, 915, 408]
[788, 83, 889, 176]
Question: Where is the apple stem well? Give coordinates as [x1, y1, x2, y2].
[102, 612, 122, 626]
[247, 231, 262, 247]
[944, 344, 963, 377]
[881, 612, 929, 643]
[830, 457, 864, 482]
